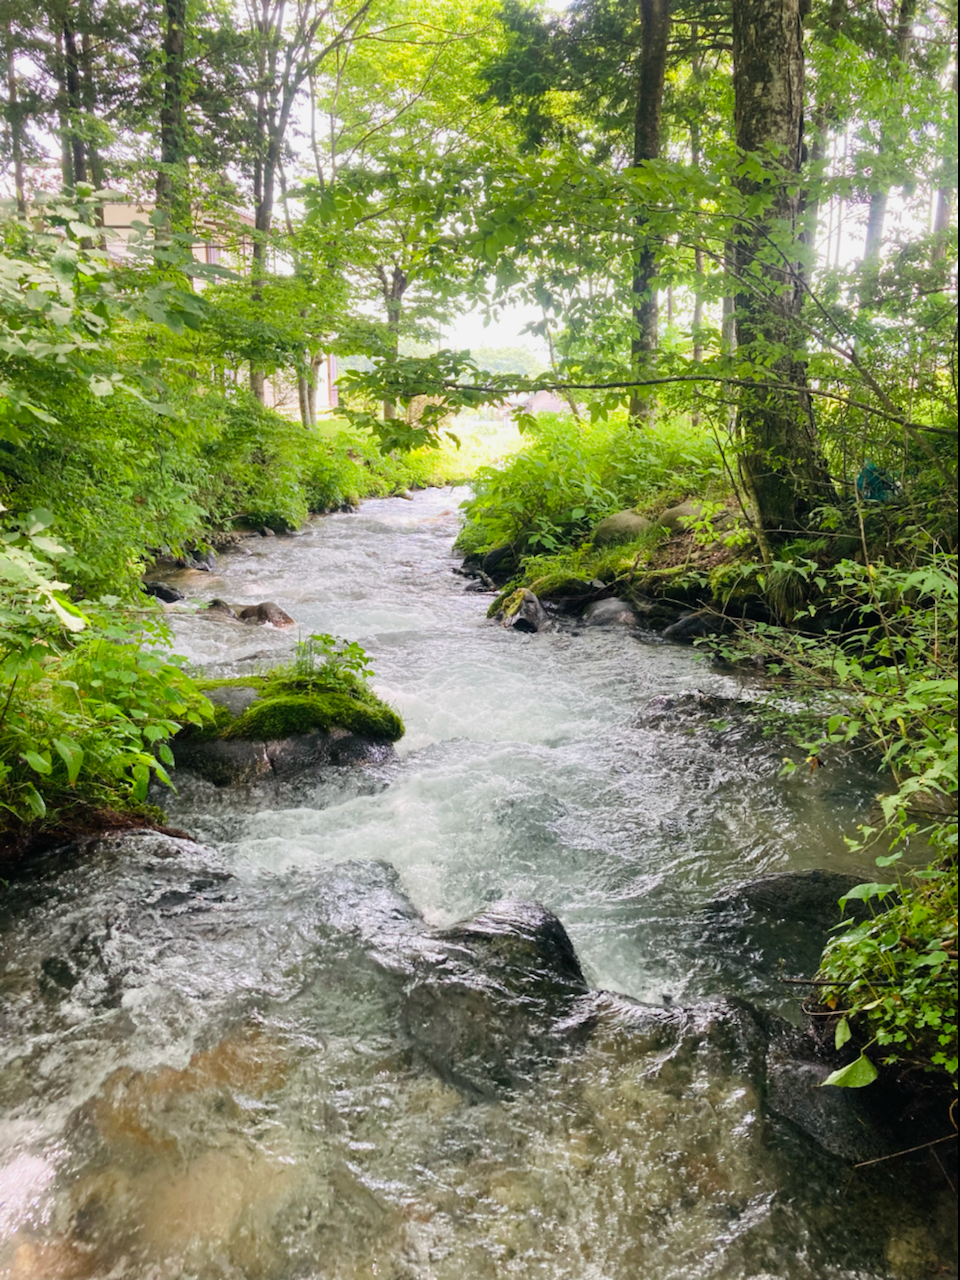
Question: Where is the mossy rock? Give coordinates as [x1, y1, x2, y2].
[591, 510, 653, 547]
[172, 665, 404, 784]
[224, 692, 403, 743]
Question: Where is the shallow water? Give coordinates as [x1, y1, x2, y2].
[0, 489, 953, 1280]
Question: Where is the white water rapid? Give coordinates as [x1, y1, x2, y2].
[0, 488, 953, 1280]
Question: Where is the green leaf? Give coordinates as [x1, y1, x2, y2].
[21, 750, 52, 775]
[23, 784, 46, 817]
[821, 1053, 878, 1089]
[52, 737, 84, 785]
[834, 1017, 852, 1050]
[49, 594, 88, 632]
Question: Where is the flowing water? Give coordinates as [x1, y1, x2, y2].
[0, 489, 954, 1280]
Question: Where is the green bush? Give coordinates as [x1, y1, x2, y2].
[457, 411, 722, 557]
[0, 511, 209, 837]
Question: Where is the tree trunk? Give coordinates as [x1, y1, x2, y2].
[78, 8, 105, 196]
[801, 0, 846, 256]
[931, 64, 957, 263]
[156, 0, 188, 247]
[61, 12, 87, 186]
[732, 0, 835, 532]
[4, 24, 25, 213]
[628, 0, 670, 423]
[863, 0, 916, 261]
[379, 265, 407, 420]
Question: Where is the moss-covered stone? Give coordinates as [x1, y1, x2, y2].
[179, 662, 405, 754]
[224, 692, 404, 743]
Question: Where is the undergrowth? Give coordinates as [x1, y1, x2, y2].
[716, 538, 958, 1087]
[456, 410, 723, 558]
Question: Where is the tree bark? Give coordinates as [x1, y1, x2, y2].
[4, 22, 25, 213]
[628, 0, 670, 424]
[156, 0, 188, 248]
[732, 0, 835, 531]
[61, 11, 87, 186]
[378, 264, 407, 420]
[863, 0, 916, 261]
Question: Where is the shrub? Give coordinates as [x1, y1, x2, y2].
[457, 411, 722, 557]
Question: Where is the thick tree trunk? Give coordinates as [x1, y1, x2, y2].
[732, 0, 835, 531]
[628, 0, 670, 423]
[156, 0, 188, 248]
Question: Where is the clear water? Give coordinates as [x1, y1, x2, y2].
[0, 490, 952, 1280]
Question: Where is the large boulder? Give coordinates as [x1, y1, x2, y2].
[401, 900, 591, 1098]
[591, 510, 652, 547]
[171, 673, 404, 786]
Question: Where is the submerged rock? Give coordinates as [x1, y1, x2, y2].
[205, 598, 240, 622]
[711, 869, 875, 926]
[581, 597, 638, 628]
[402, 899, 591, 1099]
[238, 601, 295, 627]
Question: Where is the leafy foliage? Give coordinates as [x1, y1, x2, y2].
[457, 410, 721, 556]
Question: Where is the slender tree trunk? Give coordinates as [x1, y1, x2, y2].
[931, 64, 957, 262]
[802, 0, 846, 256]
[379, 265, 407, 420]
[863, 0, 916, 261]
[4, 24, 25, 213]
[690, 40, 706, 427]
[156, 0, 188, 248]
[732, 0, 834, 531]
[61, 13, 87, 186]
[53, 27, 73, 189]
[78, 11, 104, 194]
[628, 0, 670, 423]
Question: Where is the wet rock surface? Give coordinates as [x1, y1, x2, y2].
[662, 607, 730, 643]
[500, 588, 555, 633]
[2, 833, 956, 1280]
[581, 597, 639, 627]
[171, 729, 396, 786]
[142, 580, 184, 603]
[238, 600, 296, 627]
[402, 900, 592, 1099]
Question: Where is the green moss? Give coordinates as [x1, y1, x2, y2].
[224, 692, 404, 743]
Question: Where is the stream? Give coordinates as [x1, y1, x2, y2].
[0, 488, 955, 1280]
